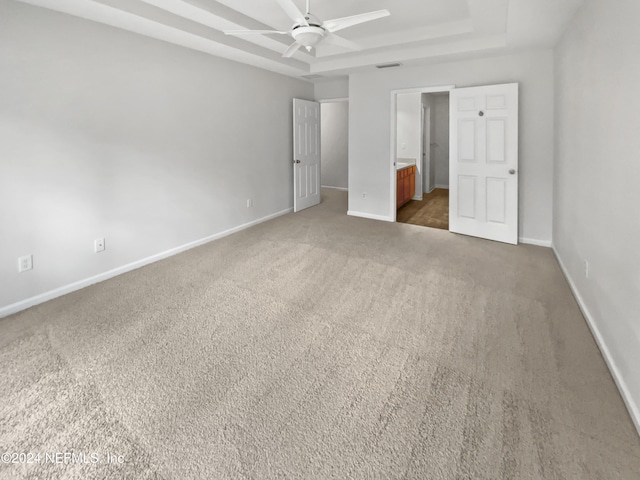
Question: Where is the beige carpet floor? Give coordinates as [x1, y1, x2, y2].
[1, 189, 639, 479]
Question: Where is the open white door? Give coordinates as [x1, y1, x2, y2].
[293, 98, 321, 212]
[449, 83, 519, 244]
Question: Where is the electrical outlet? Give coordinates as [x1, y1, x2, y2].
[246, 198, 253, 208]
[584, 260, 589, 279]
[18, 254, 33, 273]
[95, 238, 106, 253]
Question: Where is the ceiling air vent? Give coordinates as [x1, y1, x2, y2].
[376, 63, 402, 69]
[301, 74, 323, 80]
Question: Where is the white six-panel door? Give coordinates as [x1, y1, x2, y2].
[449, 83, 519, 244]
[293, 99, 321, 212]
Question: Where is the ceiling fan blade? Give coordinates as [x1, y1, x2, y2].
[282, 42, 302, 58]
[275, 0, 309, 26]
[323, 9, 390, 33]
[224, 30, 289, 36]
[323, 33, 362, 51]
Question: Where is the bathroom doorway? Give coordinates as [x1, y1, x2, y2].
[394, 88, 451, 229]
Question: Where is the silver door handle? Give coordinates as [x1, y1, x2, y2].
[509, 169, 516, 175]
[294, 159, 301, 164]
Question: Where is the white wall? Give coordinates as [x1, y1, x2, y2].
[554, 0, 640, 432]
[396, 93, 421, 161]
[314, 77, 349, 100]
[348, 50, 555, 244]
[0, 1, 313, 313]
[320, 101, 348, 189]
[433, 94, 450, 188]
[395, 92, 422, 198]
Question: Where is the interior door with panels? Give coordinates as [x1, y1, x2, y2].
[293, 98, 321, 213]
[449, 83, 519, 244]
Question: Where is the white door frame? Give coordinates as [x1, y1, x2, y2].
[318, 97, 348, 103]
[390, 85, 455, 222]
[421, 105, 432, 194]
[414, 105, 425, 201]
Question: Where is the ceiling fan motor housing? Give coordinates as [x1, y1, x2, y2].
[291, 25, 325, 47]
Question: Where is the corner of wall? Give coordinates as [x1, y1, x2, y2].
[552, 245, 640, 437]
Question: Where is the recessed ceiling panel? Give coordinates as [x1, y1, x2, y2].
[215, 0, 469, 38]
[16, 0, 585, 79]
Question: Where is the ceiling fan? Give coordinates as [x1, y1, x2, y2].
[224, 0, 390, 58]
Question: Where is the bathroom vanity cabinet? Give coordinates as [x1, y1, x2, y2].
[396, 165, 416, 208]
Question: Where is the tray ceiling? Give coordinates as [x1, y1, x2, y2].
[16, 0, 584, 80]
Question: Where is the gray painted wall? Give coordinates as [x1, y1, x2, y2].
[348, 50, 555, 243]
[320, 101, 348, 190]
[0, 1, 313, 311]
[554, 0, 640, 430]
[314, 77, 349, 101]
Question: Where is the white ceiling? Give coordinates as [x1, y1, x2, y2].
[17, 0, 584, 80]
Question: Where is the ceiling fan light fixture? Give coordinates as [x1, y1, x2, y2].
[226, 0, 391, 58]
[291, 26, 325, 48]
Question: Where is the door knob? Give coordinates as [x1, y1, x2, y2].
[294, 159, 301, 164]
[479, 111, 485, 117]
[509, 169, 516, 175]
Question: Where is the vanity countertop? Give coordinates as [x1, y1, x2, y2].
[396, 162, 416, 171]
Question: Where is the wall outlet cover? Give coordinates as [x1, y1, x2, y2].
[18, 254, 33, 273]
[95, 238, 106, 253]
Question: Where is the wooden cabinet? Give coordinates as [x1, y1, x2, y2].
[396, 165, 416, 208]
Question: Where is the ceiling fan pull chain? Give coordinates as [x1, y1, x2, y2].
[306, 0, 310, 15]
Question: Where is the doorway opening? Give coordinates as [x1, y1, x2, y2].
[391, 86, 453, 229]
[320, 99, 348, 192]
[316, 98, 349, 214]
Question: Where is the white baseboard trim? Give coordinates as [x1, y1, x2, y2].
[412, 195, 423, 201]
[519, 237, 552, 247]
[553, 246, 640, 437]
[347, 210, 393, 222]
[424, 186, 435, 194]
[434, 184, 449, 189]
[0, 207, 293, 319]
[321, 185, 348, 191]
